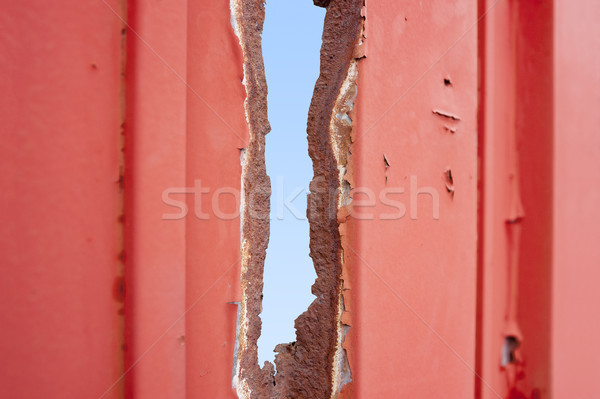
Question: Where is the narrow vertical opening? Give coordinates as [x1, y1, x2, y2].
[233, 0, 363, 396]
[257, 0, 326, 366]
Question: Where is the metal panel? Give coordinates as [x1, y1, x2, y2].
[0, 1, 125, 397]
[123, 0, 188, 397]
[185, 1, 249, 397]
[479, 1, 556, 397]
[347, 0, 478, 397]
[553, 0, 600, 396]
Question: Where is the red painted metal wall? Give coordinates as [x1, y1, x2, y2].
[552, 0, 600, 396]
[478, 1, 600, 398]
[345, 0, 478, 397]
[2, 0, 599, 398]
[0, 1, 125, 397]
[123, 0, 187, 397]
[478, 0, 554, 397]
[185, 1, 247, 397]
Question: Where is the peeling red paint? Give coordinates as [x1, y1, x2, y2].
[348, 0, 479, 397]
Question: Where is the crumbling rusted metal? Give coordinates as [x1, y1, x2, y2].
[233, 0, 363, 397]
[313, 0, 331, 8]
[231, 0, 272, 397]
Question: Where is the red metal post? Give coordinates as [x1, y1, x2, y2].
[123, 0, 188, 397]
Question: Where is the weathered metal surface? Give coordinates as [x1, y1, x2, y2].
[185, 0, 248, 398]
[346, 0, 479, 397]
[0, 0, 125, 397]
[478, 1, 554, 397]
[231, 0, 273, 396]
[3, 1, 600, 398]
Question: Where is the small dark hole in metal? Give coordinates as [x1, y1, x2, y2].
[501, 335, 520, 366]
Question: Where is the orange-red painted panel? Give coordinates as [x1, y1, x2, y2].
[185, 1, 248, 397]
[123, 0, 188, 398]
[478, 1, 554, 397]
[477, 1, 518, 393]
[0, 1, 125, 397]
[553, 0, 600, 396]
[348, 1, 478, 397]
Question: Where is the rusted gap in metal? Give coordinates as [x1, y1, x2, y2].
[233, 0, 364, 397]
[231, 0, 272, 397]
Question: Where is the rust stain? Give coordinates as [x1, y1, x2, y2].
[116, 0, 127, 369]
[233, 0, 363, 398]
[112, 276, 125, 303]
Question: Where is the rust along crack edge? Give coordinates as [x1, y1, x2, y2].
[231, 0, 366, 397]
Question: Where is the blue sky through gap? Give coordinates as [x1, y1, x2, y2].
[257, 1, 326, 366]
